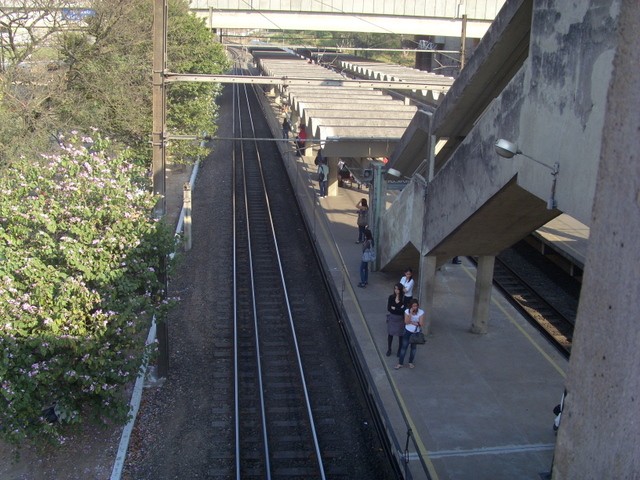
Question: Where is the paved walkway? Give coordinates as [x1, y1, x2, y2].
[259, 92, 569, 479]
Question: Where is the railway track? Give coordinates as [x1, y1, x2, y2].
[124, 50, 395, 479]
[201, 56, 396, 479]
[233, 69, 324, 478]
[489, 241, 580, 358]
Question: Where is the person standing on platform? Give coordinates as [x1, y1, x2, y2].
[400, 268, 415, 307]
[358, 229, 373, 288]
[386, 283, 406, 357]
[355, 198, 369, 243]
[317, 160, 329, 198]
[295, 124, 307, 156]
[395, 299, 425, 370]
[282, 117, 291, 139]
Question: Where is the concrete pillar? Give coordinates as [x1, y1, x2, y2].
[327, 156, 339, 197]
[470, 255, 495, 334]
[371, 161, 386, 268]
[553, 2, 640, 477]
[418, 255, 438, 335]
[302, 142, 312, 158]
[290, 110, 300, 127]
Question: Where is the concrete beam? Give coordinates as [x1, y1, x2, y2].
[303, 109, 416, 135]
[193, 11, 494, 38]
[293, 97, 400, 111]
[310, 118, 412, 139]
[387, 109, 433, 178]
[321, 138, 400, 158]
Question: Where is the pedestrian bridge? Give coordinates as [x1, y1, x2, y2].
[189, 0, 505, 38]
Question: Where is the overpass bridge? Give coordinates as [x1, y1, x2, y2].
[189, 0, 505, 38]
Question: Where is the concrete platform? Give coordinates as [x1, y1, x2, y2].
[261, 93, 569, 479]
[533, 214, 589, 270]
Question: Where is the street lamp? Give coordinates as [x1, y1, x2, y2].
[386, 167, 402, 178]
[495, 139, 559, 210]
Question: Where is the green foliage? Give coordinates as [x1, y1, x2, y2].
[0, 133, 175, 444]
[166, 1, 230, 161]
[0, 0, 228, 446]
[51, 0, 230, 165]
[54, 0, 155, 160]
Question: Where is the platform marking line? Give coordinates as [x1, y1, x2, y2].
[460, 265, 567, 378]
[428, 443, 556, 459]
[308, 192, 440, 480]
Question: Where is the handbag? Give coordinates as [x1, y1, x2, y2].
[362, 248, 376, 262]
[409, 329, 426, 344]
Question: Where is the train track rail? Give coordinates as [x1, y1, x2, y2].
[490, 252, 575, 358]
[198, 53, 396, 479]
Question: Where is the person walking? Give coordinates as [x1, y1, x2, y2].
[355, 198, 369, 243]
[317, 160, 329, 198]
[358, 229, 374, 288]
[282, 117, 291, 139]
[386, 283, 406, 357]
[400, 268, 415, 306]
[395, 299, 425, 370]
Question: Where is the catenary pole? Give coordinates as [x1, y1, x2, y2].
[152, 0, 169, 378]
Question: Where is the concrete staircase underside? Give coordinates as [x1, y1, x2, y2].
[379, 169, 560, 272]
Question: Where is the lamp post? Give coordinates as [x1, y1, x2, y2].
[495, 139, 559, 210]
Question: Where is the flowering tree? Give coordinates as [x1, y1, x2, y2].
[0, 132, 175, 444]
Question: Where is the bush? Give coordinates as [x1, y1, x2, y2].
[0, 132, 175, 444]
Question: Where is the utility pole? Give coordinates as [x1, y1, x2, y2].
[152, 0, 169, 378]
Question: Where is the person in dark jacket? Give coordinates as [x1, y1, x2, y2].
[282, 117, 291, 139]
[386, 283, 406, 356]
[355, 198, 369, 243]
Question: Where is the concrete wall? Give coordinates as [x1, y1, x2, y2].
[378, 176, 426, 271]
[515, 2, 618, 226]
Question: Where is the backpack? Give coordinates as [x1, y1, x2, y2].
[318, 165, 326, 182]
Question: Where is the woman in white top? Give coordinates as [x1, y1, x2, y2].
[395, 298, 425, 370]
[400, 268, 415, 306]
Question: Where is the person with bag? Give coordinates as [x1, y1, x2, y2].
[395, 298, 425, 370]
[386, 283, 406, 357]
[355, 198, 369, 243]
[358, 229, 374, 288]
[317, 160, 329, 198]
